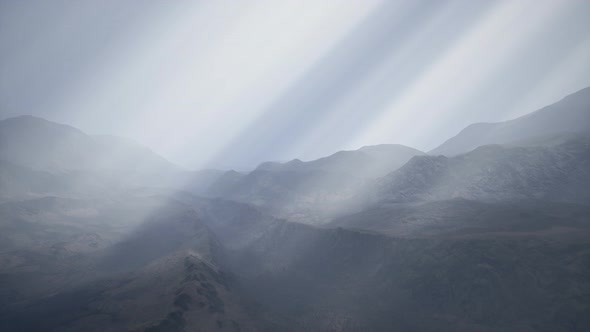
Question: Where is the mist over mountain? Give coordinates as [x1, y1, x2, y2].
[208, 144, 424, 223]
[254, 144, 424, 176]
[3, 0, 590, 329]
[0, 195, 268, 331]
[1, 86, 590, 331]
[375, 136, 590, 205]
[0, 116, 178, 173]
[228, 219, 590, 331]
[0, 116, 224, 201]
[431, 87, 590, 156]
[330, 198, 590, 238]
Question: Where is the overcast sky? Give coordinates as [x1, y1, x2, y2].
[1, 0, 590, 170]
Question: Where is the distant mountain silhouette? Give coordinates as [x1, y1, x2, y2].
[0, 116, 224, 198]
[430, 87, 590, 156]
[0, 115, 178, 173]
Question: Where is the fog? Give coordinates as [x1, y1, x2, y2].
[2, 0, 590, 169]
[1, 2, 590, 330]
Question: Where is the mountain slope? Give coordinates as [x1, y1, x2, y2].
[227, 219, 590, 331]
[2, 175, 589, 331]
[0, 194, 273, 332]
[255, 144, 424, 178]
[430, 86, 590, 156]
[208, 144, 424, 223]
[376, 136, 590, 205]
[0, 116, 179, 173]
[0, 116, 225, 198]
[330, 198, 590, 238]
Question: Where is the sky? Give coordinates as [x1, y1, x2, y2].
[1, 0, 590, 170]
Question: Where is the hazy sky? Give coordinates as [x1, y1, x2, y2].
[1, 0, 590, 170]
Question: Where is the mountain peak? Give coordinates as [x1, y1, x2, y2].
[0, 115, 179, 173]
[3, 114, 46, 122]
[359, 143, 423, 154]
[1, 114, 84, 132]
[430, 86, 590, 156]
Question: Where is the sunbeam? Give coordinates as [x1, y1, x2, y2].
[2, 1, 590, 331]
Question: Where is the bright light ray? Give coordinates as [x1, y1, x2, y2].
[58, 0, 383, 169]
[282, 0, 486, 159]
[503, 38, 590, 120]
[2, 0, 589, 170]
[349, 0, 570, 150]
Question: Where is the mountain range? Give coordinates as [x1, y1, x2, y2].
[0, 87, 589, 331]
[208, 144, 424, 223]
[207, 87, 590, 224]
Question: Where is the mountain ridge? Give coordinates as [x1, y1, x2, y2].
[374, 135, 590, 205]
[430, 86, 590, 156]
[0, 115, 180, 174]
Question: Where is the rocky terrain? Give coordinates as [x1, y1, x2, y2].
[1, 87, 590, 331]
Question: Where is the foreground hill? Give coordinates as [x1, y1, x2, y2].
[1, 185, 589, 331]
[0, 195, 273, 332]
[430, 86, 590, 156]
[224, 214, 590, 331]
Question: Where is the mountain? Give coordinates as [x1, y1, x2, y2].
[255, 144, 423, 177]
[0, 116, 178, 173]
[330, 198, 590, 238]
[2, 190, 589, 331]
[0, 160, 70, 202]
[0, 115, 97, 172]
[375, 136, 590, 205]
[0, 194, 273, 332]
[225, 214, 590, 331]
[23, 252, 262, 332]
[92, 135, 180, 174]
[208, 144, 424, 223]
[430, 86, 590, 156]
[0, 116, 224, 198]
[1, 88, 590, 331]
